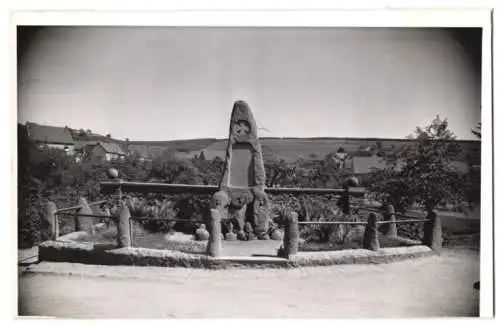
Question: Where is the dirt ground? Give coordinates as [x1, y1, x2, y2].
[18, 248, 479, 318]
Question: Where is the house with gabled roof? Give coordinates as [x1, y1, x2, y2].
[87, 141, 127, 162]
[25, 122, 75, 154]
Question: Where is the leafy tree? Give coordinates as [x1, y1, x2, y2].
[148, 154, 202, 185]
[192, 155, 224, 185]
[471, 122, 481, 139]
[369, 115, 466, 212]
[263, 149, 294, 187]
[367, 168, 413, 212]
[265, 158, 296, 188]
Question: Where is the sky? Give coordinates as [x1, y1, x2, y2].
[17, 27, 482, 141]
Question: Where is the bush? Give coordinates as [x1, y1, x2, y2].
[396, 222, 424, 241]
[367, 116, 467, 213]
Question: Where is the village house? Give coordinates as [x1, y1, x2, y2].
[90, 142, 127, 162]
[75, 141, 127, 162]
[25, 122, 75, 155]
[73, 140, 99, 162]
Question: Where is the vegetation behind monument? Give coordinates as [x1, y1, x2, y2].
[17, 116, 481, 249]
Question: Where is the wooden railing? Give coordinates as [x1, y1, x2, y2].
[42, 180, 441, 260]
[99, 180, 366, 197]
[278, 204, 442, 258]
[42, 198, 111, 241]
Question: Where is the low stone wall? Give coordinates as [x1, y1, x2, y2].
[38, 233, 436, 269]
[289, 246, 433, 266]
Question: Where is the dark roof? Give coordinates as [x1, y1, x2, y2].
[74, 140, 98, 150]
[26, 123, 74, 145]
[98, 142, 126, 155]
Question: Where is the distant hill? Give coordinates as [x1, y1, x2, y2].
[20, 123, 480, 163]
[189, 137, 480, 162]
[128, 138, 217, 153]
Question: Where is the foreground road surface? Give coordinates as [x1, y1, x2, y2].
[18, 249, 479, 318]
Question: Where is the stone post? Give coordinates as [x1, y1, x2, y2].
[207, 209, 222, 257]
[75, 197, 94, 235]
[283, 211, 299, 258]
[41, 201, 58, 241]
[117, 204, 131, 248]
[363, 212, 380, 251]
[423, 210, 442, 251]
[384, 204, 397, 238]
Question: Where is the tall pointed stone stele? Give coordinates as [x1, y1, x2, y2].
[210, 100, 270, 240]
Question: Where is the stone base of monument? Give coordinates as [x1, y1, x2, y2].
[37, 230, 436, 269]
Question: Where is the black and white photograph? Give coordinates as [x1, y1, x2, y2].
[13, 7, 493, 319]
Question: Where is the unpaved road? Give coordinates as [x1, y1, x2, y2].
[18, 249, 479, 318]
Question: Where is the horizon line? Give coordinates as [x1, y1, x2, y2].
[19, 121, 481, 143]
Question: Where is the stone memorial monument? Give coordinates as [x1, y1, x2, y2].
[210, 100, 271, 240]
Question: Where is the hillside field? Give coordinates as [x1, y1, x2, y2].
[129, 137, 480, 162]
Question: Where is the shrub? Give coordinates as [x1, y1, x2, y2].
[395, 222, 424, 241]
[367, 116, 467, 213]
[127, 197, 178, 234]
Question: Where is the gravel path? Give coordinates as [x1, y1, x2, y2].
[18, 249, 479, 318]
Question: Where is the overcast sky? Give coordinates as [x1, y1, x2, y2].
[17, 27, 482, 141]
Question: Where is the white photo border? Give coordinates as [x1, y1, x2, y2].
[4, 4, 495, 323]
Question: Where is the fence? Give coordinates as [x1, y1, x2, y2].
[42, 181, 441, 259]
[42, 198, 110, 241]
[43, 196, 205, 248]
[278, 204, 442, 258]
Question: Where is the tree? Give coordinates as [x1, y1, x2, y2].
[471, 122, 481, 139]
[264, 157, 296, 188]
[148, 155, 202, 185]
[369, 115, 465, 212]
